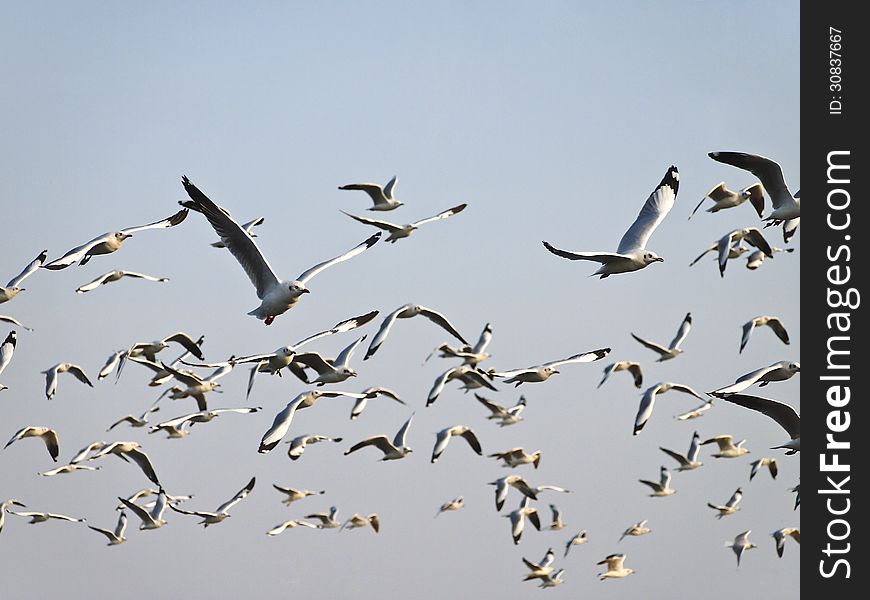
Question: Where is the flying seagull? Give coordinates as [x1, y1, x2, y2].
[597, 553, 635, 580]
[490, 348, 610, 385]
[710, 361, 801, 396]
[726, 530, 757, 566]
[341, 513, 380, 533]
[4, 426, 60, 461]
[41, 362, 94, 400]
[435, 496, 464, 518]
[87, 511, 128, 545]
[344, 413, 414, 461]
[488, 475, 539, 511]
[503, 496, 541, 545]
[338, 175, 402, 211]
[689, 182, 765, 219]
[75, 270, 169, 293]
[272, 486, 325, 506]
[638, 466, 676, 497]
[631, 312, 692, 362]
[88, 441, 161, 485]
[708, 152, 800, 227]
[0, 315, 32, 332]
[659, 431, 703, 471]
[739, 316, 791, 353]
[291, 335, 367, 385]
[701, 434, 750, 458]
[118, 489, 170, 530]
[542, 166, 679, 277]
[266, 519, 319, 536]
[715, 393, 800, 454]
[474, 393, 526, 427]
[749, 457, 778, 481]
[0, 249, 47, 304]
[598, 361, 644, 389]
[620, 519, 651, 542]
[564, 530, 588, 556]
[348, 387, 405, 420]
[746, 245, 794, 269]
[0, 331, 16, 383]
[9, 510, 85, 524]
[364, 303, 468, 360]
[427, 365, 497, 407]
[633, 382, 707, 435]
[772, 527, 800, 558]
[431, 425, 483, 463]
[341, 204, 467, 243]
[169, 476, 256, 527]
[707, 487, 743, 519]
[286, 434, 343, 461]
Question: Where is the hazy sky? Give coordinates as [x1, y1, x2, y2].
[1, 2, 799, 598]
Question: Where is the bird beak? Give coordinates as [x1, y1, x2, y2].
[656, 257, 665, 262]
[302, 288, 311, 294]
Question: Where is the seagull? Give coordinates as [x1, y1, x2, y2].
[211, 216, 264, 248]
[598, 361, 643, 389]
[772, 527, 800, 558]
[726, 530, 757, 566]
[708, 488, 743, 519]
[341, 204, 467, 243]
[123, 331, 205, 366]
[305, 506, 341, 529]
[68, 441, 108, 464]
[633, 382, 708, 435]
[116, 489, 193, 511]
[118, 489, 170, 530]
[431, 425, 483, 463]
[503, 496, 541, 544]
[0, 499, 27, 533]
[4, 426, 60, 461]
[122, 335, 206, 386]
[43, 208, 188, 270]
[259, 390, 377, 453]
[531, 485, 574, 496]
[180, 176, 381, 325]
[689, 182, 765, 219]
[564, 530, 588, 556]
[740, 316, 790, 353]
[149, 407, 261, 435]
[547, 504, 566, 530]
[38, 464, 101, 477]
[701, 434, 750, 458]
[674, 400, 713, 421]
[41, 362, 94, 401]
[97, 350, 127, 380]
[424, 323, 494, 367]
[488, 475, 539, 511]
[435, 496, 464, 518]
[88, 511, 128, 545]
[107, 404, 161, 431]
[427, 365, 497, 407]
[746, 245, 794, 269]
[88, 441, 161, 485]
[272, 486, 325, 506]
[169, 477, 256, 527]
[148, 422, 190, 439]
[688, 238, 751, 268]
[75, 270, 169, 294]
[9, 510, 85, 524]
[287, 434, 343, 461]
[620, 519, 651, 542]
[490, 348, 610, 386]
[364, 303, 468, 360]
[291, 335, 367, 385]
[639, 466, 675, 497]
[475, 393, 526, 427]
[597, 553, 635, 580]
[710, 361, 801, 396]
[631, 312, 692, 362]
[750, 457, 779, 481]
[0, 331, 16, 383]
[522, 547, 556, 581]
[0, 315, 33, 331]
[158, 362, 233, 411]
[344, 414, 414, 461]
[488, 447, 541, 469]
[543, 166, 679, 277]
[790, 483, 800, 510]
[349, 387, 405, 420]
[338, 175, 402, 211]
[715, 393, 800, 454]
[341, 513, 380, 532]
[660, 431, 703, 471]
[709, 152, 800, 226]
[0, 250, 47, 303]
[266, 519, 319, 536]
[713, 228, 775, 277]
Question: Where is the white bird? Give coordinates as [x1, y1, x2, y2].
[258, 390, 376, 453]
[688, 238, 751, 268]
[660, 431, 703, 471]
[431, 425, 483, 463]
[597, 553, 635, 580]
[0, 331, 16, 383]
[631, 312, 692, 362]
[503, 496, 541, 545]
[181, 176, 381, 325]
[708, 488, 743, 519]
[149, 406, 261, 434]
[543, 166, 679, 277]
[158, 362, 234, 411]
[716, 393, 800, 454]
[598, 361, 643, 389]
[0, 315, 33, 331]
[266, 519, 319, 536]
[88, 441, 160, 485]
[564, 530, 588, 556]
[674, 400, 713, 421]
[148, 422, 190, 439]
[713, 227, 775, 277]
[122, 331, 206, 367]
[116, 489, 193, 511]
[537, 569, 565, 589]
[726, 530, 757, 566]
[522, 547, 556, 581]
[0, 499, 27, 533]
[364, 303, 468, 360]
[305, 506, 341, 529]
[41, 362, 94, 401]
[491, 348, 610, 386]
[88, 511, 128, 545]
[341, 513, 380, 532]
[475, 393, 526, 427]
[0, 249, 47, 304]
[118, 489, 170, 530]
[740, 316, 790, 353]
[97, 350, 126, 380]
[746, 245, 794, 269]
[287, 434, 343, 461]
[620, 519, 651, 542]
[488, 447, 542, 469]
[772, 527, 800, 558]
[272, 486, 325, 506]
[426, 365, 497, 407]
[633, 382, 707, 435]
[710, 361, 801, 396]
[435, 496, 464, 518]
[43, 209, 188, 270]
[122, 335, 206, 386]
[489, 475, 539, 511]
[211, 216, 264, 248]
[9, 510, 85, 524]
[638, 466, 676, 497]
[344, 414, 414, 461]
[348, 387, 405, 420]
[425, 323, 494, 367]
[291, 335, 367, 385]
[689, 181, 765, 219]
[547, 504, 566, 530]
[338, 175, 402, 211]
[750, 457, 779, 481]
[341, 203, 467, 243]
[75, 270, 169, 293]
[169, 477, 256, 527]
[701, 434, 750, 458]
[38, 464, 101, 477]
[790, 483, 801, 510]
[4, 426, 60, 462]
[107, 404, 161, 431]
[709, 152, 800, 226]
[68, 440, 108, 464]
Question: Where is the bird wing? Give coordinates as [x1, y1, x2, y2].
[296, 233, 382, 285]
[345, 435, 395, 457]
[458, 369, 499, 391]
[711, 363, 783, 396]
[125, 448, 160, 486]
[708, 152, 792, 209]
[117, 271, 167, 282]
[626, 363, 644, 388]
[66, 364, 94, 387]
[744, 183, 766, 218]
[668, 313, 692, 350]
[542, 242, 629, 263]
[616, 166, 679, 253]
[339, 211, 402, 233]
[427, 367, 458, 407]
[471, 323, 493, 354]
[475, 393, 507, 416]
[258, 395, 308, 453]
[431, 430, 452, 462]
[666, 383, 706, 400]
[765, 318, 790, 345]
[118, 497, 156, 526]
[659, 447, 689, 467]
[718, 393, 800, 438]
[393, 414, 414, 448]
[42, 235, 113, 270]
[334, 335, 366, 367]
[458, 428, 483, 455]
[75, 272, 115, 293]
[739, 320, 756, 354]
[364, 305, 407, 360]
[630, 333, 670, 356]
[633, 386, 659, 435]
[689, 242, 718, 267]
[417, 306, 468, 345]
[215, 477, 256, 514]
[6, 250, 48, 287]
[382, 175, 397, 200]
[409, 203, 467, 228]
[638, 479, 661, 492]
[120, 207, 189, 235]
[292, 310, 380, 350]
[292, 352, 335, 376]
[544, 348, 610, 369]
[743, 228, 774, 257]
[162, 332, 206, 360]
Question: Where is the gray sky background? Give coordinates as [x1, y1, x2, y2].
[1, 2, 799, 598]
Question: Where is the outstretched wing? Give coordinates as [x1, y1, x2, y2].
[718, 393, 800, 438]
[616, 166, 679, 254]
[364, 305, 407, 360]
[668, 313, 692, 350]
[409, 203, 467, 228]
[708, 152, 792, 209]
[215, 477, 256, 514]
[418, 306, 468, 345]
[7, 250, 48, 287]
[543, 348, 610, 369]
[542, 241, 628, 263]
[339, 211, 402, 233]
[120, 207, 189, 235]
[297, 233, 381, 285]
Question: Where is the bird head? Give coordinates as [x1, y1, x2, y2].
[643, 251, 664, 264]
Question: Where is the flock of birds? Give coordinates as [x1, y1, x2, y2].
[0, 150, 800, 589]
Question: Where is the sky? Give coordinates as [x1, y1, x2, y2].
[0, 2, 799, 598]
